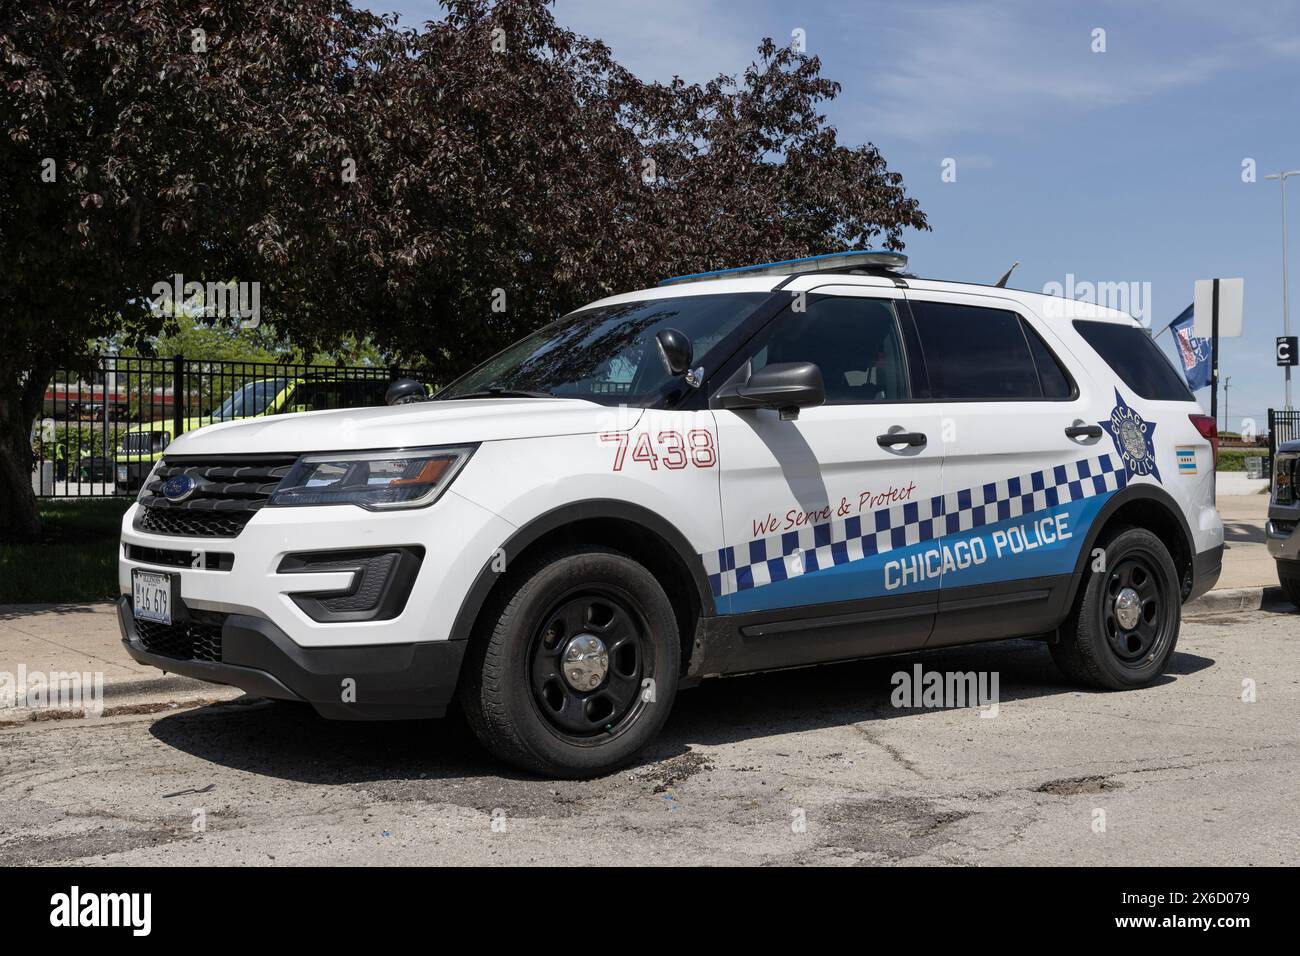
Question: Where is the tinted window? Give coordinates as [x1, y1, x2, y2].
[910, 301, 1041, 399]
[750, 296, 909, 403]
[288, 379, 392, 411]
[1073, 321, 1194, 401]
[1022, 320, 1075, 398]
[438, 293, 765, 405]
[211, 378, 290, 420]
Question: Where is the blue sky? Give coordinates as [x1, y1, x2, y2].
[384, 0, 1300, 433]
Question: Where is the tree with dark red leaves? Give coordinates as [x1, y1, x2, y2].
[0, 0, 925, 541]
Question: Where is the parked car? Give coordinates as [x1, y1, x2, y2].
[1267, 441, 1300, 606]
[113, 374, 394, 493]
[117, 250, 1223, 777]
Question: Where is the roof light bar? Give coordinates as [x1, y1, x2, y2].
[657, 250, 909, 286]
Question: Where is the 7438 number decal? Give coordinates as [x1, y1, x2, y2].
[601, 430, 716, 471]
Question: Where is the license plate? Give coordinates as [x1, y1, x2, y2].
[132, 570, 173, 625]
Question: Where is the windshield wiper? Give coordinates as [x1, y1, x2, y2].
[442, 387, 553, 400]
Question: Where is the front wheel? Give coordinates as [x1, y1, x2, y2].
[1051, 526, 1181, 689]
[1278, 560, 1300, 609]
[458, 545, 680, 778]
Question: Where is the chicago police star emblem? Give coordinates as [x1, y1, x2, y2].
[1100, 389, 1160, 483]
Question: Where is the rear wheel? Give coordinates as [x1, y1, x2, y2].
[459, 545, 680, 778]
[1051, 526, 1180, 689]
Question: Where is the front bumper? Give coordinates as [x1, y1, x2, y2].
[117, 598, 465, 719]
[1266, 503, 1300, 562]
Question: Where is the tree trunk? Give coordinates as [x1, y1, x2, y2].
[0, 360, 52, 543]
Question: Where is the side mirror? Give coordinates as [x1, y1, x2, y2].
[655, 328, 693, 376]
[718, 362, 825, 419]
[386, 379, 428, 406]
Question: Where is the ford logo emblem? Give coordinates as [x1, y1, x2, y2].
[162, 474, 199, 502]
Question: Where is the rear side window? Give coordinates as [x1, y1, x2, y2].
[1023, 321, 1075, 398]
[1073, 321, 1194, 401]
[910, 301, 1044, 400]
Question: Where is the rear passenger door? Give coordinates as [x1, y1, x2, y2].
[905, 292, 1105, 647]
[710, 287, 946, 668]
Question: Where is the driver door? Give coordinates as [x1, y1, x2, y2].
[709, 286, 944, 670]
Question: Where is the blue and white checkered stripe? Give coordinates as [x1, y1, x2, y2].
[703, 454, 1128, 599]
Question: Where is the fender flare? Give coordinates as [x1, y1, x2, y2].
[448, 499, 716, 642]
[1064, 480, 1195, 607]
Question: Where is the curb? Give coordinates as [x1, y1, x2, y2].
[1184, 586, 1289, 615]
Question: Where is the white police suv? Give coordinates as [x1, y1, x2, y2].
[119, 251, 1224, 777]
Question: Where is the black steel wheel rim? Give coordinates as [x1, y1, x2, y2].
[527, 588, 646, 738]
[1102, 551, 1169, 666]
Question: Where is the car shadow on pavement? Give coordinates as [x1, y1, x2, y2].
[663, 639, 1213, 750]
[1221, 519, 1265, 544]
[147, 638, 1215, 785]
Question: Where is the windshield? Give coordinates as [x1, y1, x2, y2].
[211, 378, 290, 420]
[437, 293, 767, 405]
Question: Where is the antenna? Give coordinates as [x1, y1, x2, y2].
[994, 261, 1020, 288]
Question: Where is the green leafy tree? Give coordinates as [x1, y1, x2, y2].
[0, 0, 926, 542]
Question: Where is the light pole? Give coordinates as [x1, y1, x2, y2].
[1224, 375, 1231, 434]
[1265, 169, 1300, 410]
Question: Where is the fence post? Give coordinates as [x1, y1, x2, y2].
[1268, 408, 1276, 466]
[172, 354, 185, 441]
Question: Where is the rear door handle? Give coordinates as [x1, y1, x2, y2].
[1065, 424, 1103, 439]
[877, 431, 927, 448]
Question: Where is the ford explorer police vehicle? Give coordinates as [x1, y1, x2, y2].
[118, 251, 1224, 777]
[1268, 439, 1300, 605]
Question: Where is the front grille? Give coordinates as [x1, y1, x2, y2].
[135, 614, 225, 663]
[126, 544, 234, 571]
[136, 507, 255, 538]
[135, 454, 298, 538]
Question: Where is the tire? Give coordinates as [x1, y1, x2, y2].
[458, 545, 680, 778]
[1278, 561, 1300, 609]
[1051, 526, 1181, 690]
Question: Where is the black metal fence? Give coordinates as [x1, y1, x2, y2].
[32, 356, 429, 498]
[1268, 408, 1300, 483]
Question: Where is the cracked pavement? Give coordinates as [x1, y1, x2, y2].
[1, 602, 1296, 865]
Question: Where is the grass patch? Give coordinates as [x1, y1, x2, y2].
[0, 498, 130, 603]
[1217, 449, 1267, 472]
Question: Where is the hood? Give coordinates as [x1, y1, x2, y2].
[127, 416, 213, 437]
[165, 398, 642, 456]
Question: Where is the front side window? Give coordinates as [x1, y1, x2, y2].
[437, 293, 766, 405]
[748, 296, 909, 404]
[910, 301, 1043, 400]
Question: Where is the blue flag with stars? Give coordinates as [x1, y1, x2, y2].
[1170, 304, 1212, 392]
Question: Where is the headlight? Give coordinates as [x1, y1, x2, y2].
[268, 446, 475, 511]
[1276, 454, 1297, 505]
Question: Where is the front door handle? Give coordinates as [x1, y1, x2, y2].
[1065, 424, 1103, 439]
[878, 431, 927, 448]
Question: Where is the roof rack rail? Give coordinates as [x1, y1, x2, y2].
[658, 250, 909, 286]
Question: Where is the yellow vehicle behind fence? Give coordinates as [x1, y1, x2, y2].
[114, 374, 393, 494]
